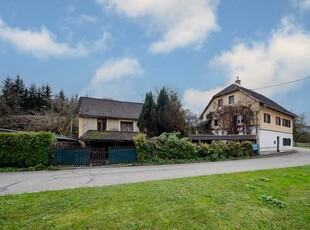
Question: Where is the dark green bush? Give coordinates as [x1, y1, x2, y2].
[241, 141, 254, 156]
[134, 132, 255, 163]
[0, 132, 56, 167]
[196, 143, 211, 158]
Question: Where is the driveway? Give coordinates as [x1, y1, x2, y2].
[1, 147, 310, 196]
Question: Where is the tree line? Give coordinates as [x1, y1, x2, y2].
[0, 75, 78, 137]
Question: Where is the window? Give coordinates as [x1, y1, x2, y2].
[276, 117, 281, 126]
[97, 118, 107, 131]
[236, 115, 244, 125]
[282, 119, 291, 128]
[229, 95, 234, 104]
[218, 99, 223, 108]
[283, 138, 291, 146]
[264, 113, 271, 123]
[214, 119, 218, 127]
[121, 122, 133, 132]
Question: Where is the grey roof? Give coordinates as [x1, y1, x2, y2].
[77, 97, 143, 120]
[80, 130, 138, 142]
[200, 83, 295, 119]
[189, 134, 257, 141]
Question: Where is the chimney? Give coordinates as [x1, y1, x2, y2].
[235, 76, 241, 85]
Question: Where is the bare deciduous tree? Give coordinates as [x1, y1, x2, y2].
[214, 100, 257, 135]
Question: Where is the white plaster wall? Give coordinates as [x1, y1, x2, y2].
[258, 129, 293, 154]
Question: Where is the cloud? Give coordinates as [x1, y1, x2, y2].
[89, 57, 144, 100]
[293, 0, 310, 10]
[95, 0, 219, 54]
[183, 87, 224, 115]
[93, 30, 111, 52]
[0, 18, 88, 59]
[183, 17, 310, 114]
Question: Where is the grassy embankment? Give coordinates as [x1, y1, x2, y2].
[1, 166, 309, 229]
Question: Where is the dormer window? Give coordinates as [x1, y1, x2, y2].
[218, 99, 223, 108]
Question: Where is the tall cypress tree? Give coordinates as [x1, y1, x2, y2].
[155, 87, 170, 135]
[137, 92, 155, 136]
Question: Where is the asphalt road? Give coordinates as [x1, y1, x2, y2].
[1, 147, 310, 196]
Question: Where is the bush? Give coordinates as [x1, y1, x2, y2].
[133, 133, 152, 162]
[149, 132, 197, 160]
[241, 141, 253, 156]
[0, 132, 56, 167]
[227, 142, 242, 158]
[196, 143, 211, 158]
[210, 141, 229, 157]
[134, 132, 256, 163]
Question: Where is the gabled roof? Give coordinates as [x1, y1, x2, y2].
[76, 97, 143, 120]
[200, 83, 295, 119]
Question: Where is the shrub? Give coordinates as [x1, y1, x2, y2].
[241, 141, 253, 156]
[210, 141, 229, 157]
[227, 142, 242, 158]
[149, 132, 197, 160]
[0, 131, 56, 167]
[133, 133, 152, 162]
[196, 143, 211, 158]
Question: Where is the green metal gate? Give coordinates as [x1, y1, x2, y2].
[52, 148, 89, 166]
[108, 147, 137, 164]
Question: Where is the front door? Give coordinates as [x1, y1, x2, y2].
[277, 136, 280, 152]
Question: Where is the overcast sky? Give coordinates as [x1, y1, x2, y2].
[1, 0, 310, 120]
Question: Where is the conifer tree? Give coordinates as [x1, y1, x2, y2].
[137, 92, 155, 136]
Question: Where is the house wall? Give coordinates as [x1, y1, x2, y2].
[79, 116, 139, 137]
[201, 91, 259, 130]
[107, 119, 120, 131]
[258, 106, 293, 134]
[258, 129, 293, 154]
[79, 117, 97, 138]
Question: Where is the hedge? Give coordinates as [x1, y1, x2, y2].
[134, 132, 254, 163]
[0, 132, 56, 167]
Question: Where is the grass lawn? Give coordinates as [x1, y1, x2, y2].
[1, 166, 309, 229]
[295, 142, 310, 149]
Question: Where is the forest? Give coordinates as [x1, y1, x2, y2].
[0, 76, 78, 137]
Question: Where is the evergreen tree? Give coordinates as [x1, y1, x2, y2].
[155, 87, 171, 135]
[137, 92, 155, 136]
[138, 87, 187, 137]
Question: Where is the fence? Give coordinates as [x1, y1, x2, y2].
[109, 146, 137, 164]
[51, 145, 136, 166]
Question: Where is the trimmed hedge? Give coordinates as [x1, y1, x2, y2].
[0, 132, 56, 167]
[134, 132, 254, 163]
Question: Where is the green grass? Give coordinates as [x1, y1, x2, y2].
[1, 166, 310, 229]
[295, 142, 310, 149]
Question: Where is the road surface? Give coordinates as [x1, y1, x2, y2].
[0, 147, 309, 196]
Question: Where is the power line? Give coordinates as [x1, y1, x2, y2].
[252, 77, 310, 91]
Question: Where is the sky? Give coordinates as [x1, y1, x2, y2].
[1, 0, 310, 121]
